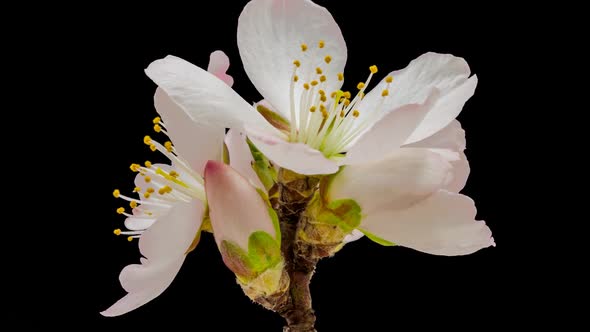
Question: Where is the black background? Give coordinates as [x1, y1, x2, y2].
[38, 0, 549, 330]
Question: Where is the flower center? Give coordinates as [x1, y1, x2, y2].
[111, 117, 205, 241]
[289, 41, 393, 158]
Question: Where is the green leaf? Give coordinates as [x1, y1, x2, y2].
[359, 228, 396, 246]
[247, 139, 277, 191]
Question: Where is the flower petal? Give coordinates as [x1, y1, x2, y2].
[154, 88, 224, 175]
[343, 90, 438, 165]
[343, 229, 364, 243]
[406, 120, 470, 192]
[139, 199, 204, 261]
[237, 0, 347, 123]
[360, 190, 494, 256]
[207, 50, 234, 87]
[205, 161, 276, 250]
[225, 129, 265, 189]
[145, 55, 273, 131]
[245, 126, 339, 175]
[329, 148, 454, 213]
[100, 256, 185, 317]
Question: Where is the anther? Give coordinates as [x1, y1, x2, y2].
[370, 65, 378, 74]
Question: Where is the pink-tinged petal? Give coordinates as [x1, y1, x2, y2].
[154, 88, 224, 175]
[205, 161, 276, 250]
[343, 91, 438, 165]
[245, 126, 339, 175]
[207, 50, 234, 87]
[406, 120, 470, 192]
[139, 200, 204, 261]
[145, 55, 274, 132]
[329, 148, 453, 213]
[225, 129, 265, 189]
[361, 191, 494, 256]
[237, 0, 347, 123]
[404, 76, 477, 144]
[100, 256, 185, 317]
[359, 53, 470, 115]
[124, 217, 156, 231]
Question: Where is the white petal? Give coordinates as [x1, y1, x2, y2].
[100, 256, 185, 317]
[139, 199, 204, 261]
[329, 148, 453, 213]
[154, 88, 224, 175]
[124, 217, 156, 231]
[343, 229, 364, 243]
[204, 161, 276, 250]
[245, 126, 339, 175]
[207, 50, 234, 87]
[406, 120, 470, 192]
[145, 55, 273, 131]
[404, 76, 477, 144]
[343, 91, 438, 165]
[359, 52, 470, 114]
[237, 0, 347, 123]
[361, 191, 494, 256]
[225, 129, 265, 189]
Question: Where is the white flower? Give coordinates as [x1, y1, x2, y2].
[102, 51, 255, 316]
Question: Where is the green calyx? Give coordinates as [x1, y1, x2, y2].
[359, 228, 396, 246]
[316, 198, 362, 233]
[247, 139, 278, 191]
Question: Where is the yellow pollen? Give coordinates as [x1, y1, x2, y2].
[114, 229, 121, 236]
[320, 75, 326, 82]
[337, 72, 344, 81]
[311, 80, 318, 86]
[169, 170, 179, 178]
[127, 236, 133, 242]
[164, 141, 173, 152]
[153, 124, 162, 132]
[343, 91, 351, 99]
[294, 75, 299, 82]
[158, 185, 172, 195]
[113, 189, 120, 198]
[322, 110, 329, 119]
[303, 83, 310, 90]
[320, 95, 327, 102]
[344, 99, 350, 106]
[143, 135, 152, 145]
[316, 67, 323, 74]
[145, 176, 152, 183]
[320, 104, 327, 112]
[310, 106, 317, 113]
[133, 186, 141, 193]
[149, 144, 157, 152]
[130, 201, 138, 208]
[153, 117, 161, 124]
[319, 40, 325, 48]
[146, 187, 155, 194]
[370, 65, 378, 74]
[353, 110, 360, 117]
[357, 82, 365, 90]
[381, 89, 389, 97]
[386, 76, 393, 83]
[144, 192, 151, 199]
[340, 110, 345, 117]
[144, 161, 152, 168]
[116, 207, 125, 214]
[301, 43, 308, 52]
[319, 89, 325, 96]
[129, 163, 140, 172]
[324, 55, 332, 64]
[293, 60, 301, 67]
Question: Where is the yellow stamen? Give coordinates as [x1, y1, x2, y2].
[324, 55, 332, 64]
[353, 110, 360, 117]
[344, 99, 350, 106]
[144, 161, 152, 168]
[130, 201, 138, 208]
[130, 163, 140, 172]
[153, 124, 162, 132]
[158, 185, 172, 195]
[337, 72, 344, 81]
[133, 186, 141, 193]
[318, 89, 325, 96]
[127, 236, 133, 242]
[303, 83, 310, 90]
[318, 40, 325, 48]
[145, 176, 152, 183]
[164, 141, 173, 152]
[320, 75, 326, 82]
[386, 76, 393, 83]
[113, 189, 120, 198]
[359, 91, 365, 98]
[153, 117, 161, 124]
[370, 65, 378, 74]
[294, 75, 299, 82]
[381, 89, 389, 97]
[340, 110, 345, 117]
[357, 82, 365, 90]
[144, 192, 151, 199]
[116, 207, 125, 214]
[293, 60, 301, 67]
[343, 91, 351, 99]
[311, 80, 318, 86]
[169, 170, 179, 178]
[149, 144, 157, 152]
[310, 106, 317, 113]
[143, 135, 152, 145]
[320, 95, 327, 102]
[320, 104, 327, 113]
[146, 188, 155, 194]
[316, 67, 323, 74]
[301, 43, 308, 52]
[114, 229, 121, 236]
[330, 91, 337, 98]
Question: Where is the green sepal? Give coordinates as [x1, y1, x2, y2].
[316, 198, 362, 233]
[247, 138, 277, 191]
[359, 228, 396, 246]
[255, 188, 281, 244]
